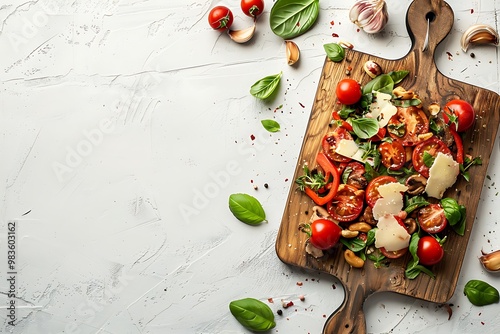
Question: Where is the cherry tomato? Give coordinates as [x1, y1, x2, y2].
[336, 79, 362, 105]
[365, 175, 398, 208]
[241, 0, 264, 18]
[307, 219, 342, 250]
[443, 99, 475, 133]
[327, 184, 365, 222]
[208, 6, 233, 31]
[380, 246, 408, 259]
[417, 203, 447, 234]
[379, 140, 406, 170]
[322, 127, 354, 163]
[412, 137, 452, 178]
[417, 235, 444, 266]
[387, 106, 429, 146]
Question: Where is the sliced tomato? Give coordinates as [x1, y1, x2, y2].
[417, 203, 448, 234]
[379, 140, 406, 170]
[365, 175, 398, 208]
[331, 111, 353, 132]
[387, 106, 429, 146]
[380, 246, 409, 259]
[369, 127, 387, 142]
[322, 127, 353, 163]
[327, 184, 364, 222]
[412, 137, 452, 178]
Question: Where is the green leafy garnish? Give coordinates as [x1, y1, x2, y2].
[323, 42, 345, 62]
[250, 72, 282, 100]
[229, 194, 267, 225]
[362, 74, 394, 95]
[387, 70, 409, 84]
[229, 298, 276, 331]
[460, 156, 482, 181]
[404, 195, 429, 214]
[405, 234, 436, 280]
[351, 117, 380, 139]
[464, 280, 500, 306]
[261, 119, 280, 132]
[270, 0, 320, 39]
[422, 151, 434, 167]
[295, 164, 326, 192]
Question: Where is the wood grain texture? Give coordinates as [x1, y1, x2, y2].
[275, 1, 500, 333]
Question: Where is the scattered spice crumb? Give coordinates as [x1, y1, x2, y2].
[446, 51, 453, 60]
[285, 178, 289, 182]
[253, 185, 258, 190]
[250, 134, 255, 140]
[323, 314, 327, 318]
[330, 20, 334, 26]
[277, 309, 283, 316]
[332, 33, 339, 37]
[299, 102, 305, 108]
[297, 281, 303, 286]
[268, 298, 274, 303]
[470, 53, 475, 58]
[264, 183, 269, 188]
[299, 295, 305, 301]
[471, 9, 474, 14]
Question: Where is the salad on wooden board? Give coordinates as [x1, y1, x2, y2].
[295, 63, 481, 280]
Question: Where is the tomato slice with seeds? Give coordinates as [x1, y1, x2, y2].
[417, 203, 448, 234]
[380, 246, 409, 259]
[387, 106, 429, 146]
[379, 140, 406, 170]
[322, 127, 353, 163]
[412, 137, 452, 178]
[327, 184, 364, 222]
[365, 175, 398, 208]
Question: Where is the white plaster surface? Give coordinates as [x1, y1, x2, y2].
[0, 0, 499, 333]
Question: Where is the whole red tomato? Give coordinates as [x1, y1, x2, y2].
[417, 236, 444, 266]
[305, 219, 342, 250]
[208, 6, 233, 31]
[442, 99, 475, 132]
[336, 79, 362, 105]
[241, 0, 264, 18]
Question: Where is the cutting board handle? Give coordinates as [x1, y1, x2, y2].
[406, 0, 454, 73]
[323, 283, 370, 334]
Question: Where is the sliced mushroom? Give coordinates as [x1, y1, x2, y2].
[310, 205, 332, 223]
[361, 206, 377, 226]
[405, 174, 427, 195]
[404, 217, 418, 234]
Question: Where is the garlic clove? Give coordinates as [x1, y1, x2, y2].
[286, 40, 300, 66]
[349, 0, 388, 34]
[461, 24, 499, 52]
[479, 249, 500, 272]
[228, 24, 256, 43]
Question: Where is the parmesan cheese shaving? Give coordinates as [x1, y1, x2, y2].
[375, 214, 411, 251]
[369, 92, 398, 128]
[372, 182, 408, 219]
[425, 152, 460, 199]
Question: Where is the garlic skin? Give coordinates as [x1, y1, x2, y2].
[479, 249, 500, 272]
[228, 24, 256, 43]
[286, 40, 300, 65]
[349, 0, 388, 34]
[461, 24, 499, 52]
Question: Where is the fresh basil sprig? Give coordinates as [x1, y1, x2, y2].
[405, 233, 436, 280]
[323, 43, 345, 62]
[351, 117, 379, 139]
[229, 298, 276, 331]
[464, 280, 500, 306]
[388, 70, 409, 85]
[270, 0, 320, 39]
[250, 72, 282, 100]
[362, 74, 394, 95]
[261, 119, 280, 132]
[229, 194, 267, 225]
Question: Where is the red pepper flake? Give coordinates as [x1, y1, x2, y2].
[357, 28, 360, 32]
[332, 33, 339, 38]
[296, 22, 300, 27]
[299, 102, 305, 108]
[268, 298, 274, 303]
[297, 281, 303, 286]
[481, 321, 485, 325]
[323, 314, 327, 318]
[446, 51, 453, 60]
[282, 300, 294, 308]
[330, 20, 334, 26]
[250, 134, 255, 140]
[285, 178, 289, 182]
[471, 9, 474, 14]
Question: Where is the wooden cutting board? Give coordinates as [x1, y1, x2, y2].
[276, 0, 500, 333]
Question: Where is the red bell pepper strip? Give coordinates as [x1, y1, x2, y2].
[450, 128, 464, 164]
[332, 111, 353, 132]
[304, 152, 340, 206]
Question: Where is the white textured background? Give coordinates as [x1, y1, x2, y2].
[1, 0, 499, 333]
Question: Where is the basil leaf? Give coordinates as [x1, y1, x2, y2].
[261, 119, 280, 132]
[440, 197, 461, 226]
[452, 205, 467, 236]
[323, 43, 345, 62]
[387, 70, 409, 84]
[270, 0, 320, 39]
[229, 194, 267, 225]
[340, 237, 366, 252]
[464, 280, 500, 306]
[338, 105, 356, 118]
[423, 151, 434, 167]
[351, 117, 379, 139]
[250, 72, 282, 100]
[404, 195, 429, 214]
[366, 228, 376, 246]
[362, 74, 394, 95]
[229, 298, 276, 331]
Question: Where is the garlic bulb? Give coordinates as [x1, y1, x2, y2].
[349, 0, 389, 34]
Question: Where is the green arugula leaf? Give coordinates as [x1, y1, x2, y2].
[229, 194, 267, 225]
